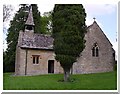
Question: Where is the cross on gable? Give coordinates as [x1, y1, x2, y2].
[93, 17, 96, 21]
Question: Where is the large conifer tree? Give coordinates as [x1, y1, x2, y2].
[52, 4, 86, 81]
[31, 4, 41, 33]
[3, 4, 41, 72]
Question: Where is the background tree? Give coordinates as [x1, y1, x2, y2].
[3, 4, 29, 72]
[41, 11, 52, 34]
[3, 5, 13, 53]
[3, 4, 13, 22]
[3, 4, 42, 72]
[3, 4, 13, 35]
[52, 4, 87, 82]
[31, 4, 41, 33]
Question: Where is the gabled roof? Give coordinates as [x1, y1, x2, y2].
[20, 33, 53, 50]
[88, 21, 113, 46]
[19, 20, 113, 50]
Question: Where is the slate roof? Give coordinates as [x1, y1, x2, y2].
[20, 33, 53, 50]
[20, 21, 112, 50]
[20, 6, 53, 50]
[25, 6, 35, 26]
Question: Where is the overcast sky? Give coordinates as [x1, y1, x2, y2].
[3, 3, 118, 58]
[39, 4, 118, 59]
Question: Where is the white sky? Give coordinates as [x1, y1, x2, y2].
[4, 3, 117, 55]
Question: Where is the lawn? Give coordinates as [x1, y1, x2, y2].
[3, 71, 117, 90]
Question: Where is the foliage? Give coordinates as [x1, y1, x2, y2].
[3, 71, 117, 90]
[31, 4, 41, 33]
[52, 4, 87, 81]
[3, 4, 42, 72]
[3, 4, 13, 22]
[4, 4, 29, 72]
[3, 4, 13, 33]
[41, 11, 52, 34]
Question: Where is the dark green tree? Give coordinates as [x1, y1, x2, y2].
[3, 4, 42, 72]
[4, 4, 29, 72]
[52, 4, 87, 82]
[41, 11, 53, 34]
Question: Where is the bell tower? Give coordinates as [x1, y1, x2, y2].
[25, 6, 35, 32]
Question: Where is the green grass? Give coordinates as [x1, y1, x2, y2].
[3, 71, 117, 90]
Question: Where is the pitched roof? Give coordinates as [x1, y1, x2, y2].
[20, 33, 53, 50]
[25, 6, 35, 26]
[19, 21, 113, 50]
[91, 21, 113, 46]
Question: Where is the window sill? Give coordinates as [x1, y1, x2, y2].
[33, 64, 39, 65]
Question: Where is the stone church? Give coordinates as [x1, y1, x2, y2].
[15, 7, 115, 75]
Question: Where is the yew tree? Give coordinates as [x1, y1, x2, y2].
[52, 4, 86, 82]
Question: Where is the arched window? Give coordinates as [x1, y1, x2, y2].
[96, 47, 99, 57]
[92, 43, 99, 57]
[92, 47, 95, 56]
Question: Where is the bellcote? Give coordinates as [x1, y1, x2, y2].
[25, 6, 35, 32]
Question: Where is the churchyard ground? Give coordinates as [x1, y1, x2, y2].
[3, 70, 117, 90]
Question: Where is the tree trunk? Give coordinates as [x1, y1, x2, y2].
[64, 70, 70, 82]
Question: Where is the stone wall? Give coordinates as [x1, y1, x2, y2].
[15, 21, 115, 75]
[72, 22, 115, 74]
[15, 31, 26, 75]
[15, 48, 63, 75]
[15, 47, 27, 75]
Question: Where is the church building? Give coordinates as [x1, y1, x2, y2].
[15, 7, 115, 75]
